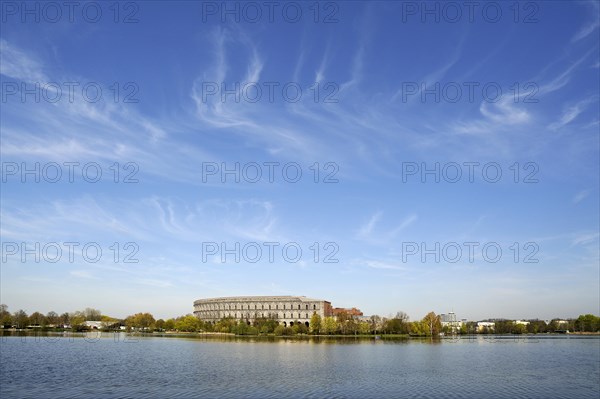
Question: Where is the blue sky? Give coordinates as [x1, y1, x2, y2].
[1, 1, 599, 321]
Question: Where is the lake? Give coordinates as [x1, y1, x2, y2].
[1, 333, 599, 398]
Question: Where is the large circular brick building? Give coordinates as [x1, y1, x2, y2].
[193, 295, 333, 327]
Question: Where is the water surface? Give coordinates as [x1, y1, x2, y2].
[1, 334, 598, 398]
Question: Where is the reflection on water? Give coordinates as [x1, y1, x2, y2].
[1, 332, 599, 398]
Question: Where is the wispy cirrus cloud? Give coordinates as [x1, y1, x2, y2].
[356, 212, 417, 245]
[548, 95, 599, 130]
[571, 1, 600, 42]
[0, 39, 217, 184]
[365, 260, 407, 271]
[0, 39, 48, 82]
[572, 190, 590, 204]
[357, 211, 383, 239]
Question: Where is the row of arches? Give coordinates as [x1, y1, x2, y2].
[283, 321, 310, 328]
[208, 312, 313, 320]
[217, 320, 310, 328]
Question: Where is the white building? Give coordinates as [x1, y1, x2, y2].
[193, 296, 333, 327]
[476, 321, 495, 332]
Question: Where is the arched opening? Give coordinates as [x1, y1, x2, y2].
[290, 321, 294, 326]
[305, 322, 309, 328]
[283, 321, 287, 327]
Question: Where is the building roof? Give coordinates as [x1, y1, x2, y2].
[194, 295, 329, 304]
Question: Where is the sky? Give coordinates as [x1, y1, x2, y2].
[0, 0, 599, 322]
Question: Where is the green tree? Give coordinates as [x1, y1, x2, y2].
[384, 313, 409, 334]
[459, 323, 468, 335]
[358, 321, 370, 335]
[164, 319, 175, 330]
[13, 310, 29, 329]
[70, 314, 86, 331]
[345, 319, 358, 335]
[213, 317, 236, 333]
[253, 318, 278, 334]
[136, 313, 156, 330]
[274, 325, 285, 336]
[526, 320, 547, 334]
[0, 304, 11, 327]
[124, 312, 156, 331]
[422, 312, 442, 336]
[155, 319, 165, 330]
[575, 314, 600, 332]
[310, 313, 322, 334]
[322, 317, 337, 335]
[290, 324, 300, 335]
[548, 319, 561, 332]
[46, 311, 59, 327]
[512, 323, 527, 334]
[336, 311, 350, 323]
[60, 312, 71, 327]
[29, 311, 45, 326]
[295, 321, 308, 334]
[409, 320, 426, 336]
[369, 315, 382, 334]
[1, 314, 12, 328]
[83, 308, 102, 321]
[494, 320, 513, 334]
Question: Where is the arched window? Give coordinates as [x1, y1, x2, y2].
[313, 304, 316, 310]
[298, 304, 300, 310]
[306, 304, 308, 309]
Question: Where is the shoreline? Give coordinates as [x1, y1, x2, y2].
[2, 329, 599, 340]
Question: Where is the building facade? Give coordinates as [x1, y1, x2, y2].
[193, 296, 333, 327]
[440, 312, 467, 333]
[476, 321, 496, 332]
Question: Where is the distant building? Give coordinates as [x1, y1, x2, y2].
[440, 312, 463, 333]
[82, 320, 120, 330]
[332, 307, 363, 317]
[476, 321, 496, 332]
[193, 296, 333, 327]
[515, 320, 530, 326]
[84, 321, 103, 329]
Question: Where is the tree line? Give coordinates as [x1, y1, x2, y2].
[1, 305, 598, 335]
